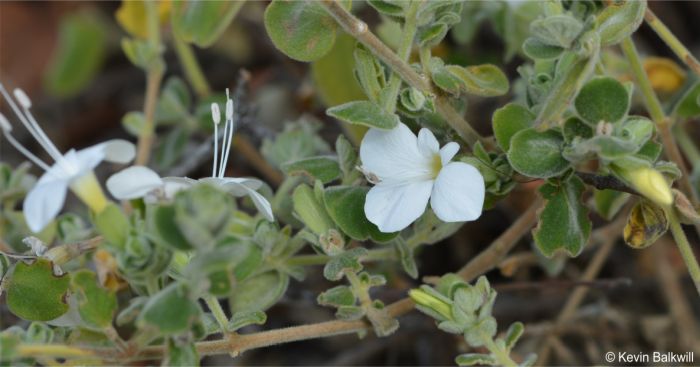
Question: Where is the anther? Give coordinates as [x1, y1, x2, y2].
[211, 103, 221, 125]
[0, 113, 12, 132]
[13, 88, 32, 109]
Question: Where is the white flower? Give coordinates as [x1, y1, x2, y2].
[360, 123, 485, 232]
[106, 90, 274, 222]
[0, 83, 135, 232]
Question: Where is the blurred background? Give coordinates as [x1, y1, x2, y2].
[1, 1, 699, 365]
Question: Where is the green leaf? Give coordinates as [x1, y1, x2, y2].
[148, 204, 194, 251]
[596, 0, 646, 46]
[264, 0, 340, 62]
[282, 156, 341, 184]
[535, 39, 599, 127]
[94, 204, 130, 250]
[418, 23, 449, 48]
[312, 34, 366, 106]
[171, 1, 243, 47]
[121, 111, 146, 137]
[367, 0, 405, 17]
[594, 189, 630, 221]
[227, 310, 267, 332]
[185, 244, 262, 297]
[6, 259, 70, 321]
[492, 103, 534, 151]
[673, 82, 700, 118]
[530, 14, 583, 48]
[157, 76, 192, 123]
[508, 128, 570, 178]
[395, 236, 418, 279]
[44, 12, 106, 97]
[562, 117, 593, 143]
[455, 353, 497, 366]
[399, 87, 427, 112]
[575, 77, 630, 124]
[155, 127, 190, 170]
[70, 270, 117, 329]
[261, 118, 331, 168]
[504, 321, 524, 350]
[335, 135, 361, 183]
[335, 305, 365, 320]
[138, 283, 201, 335]
[445, 64, 509, 97]
[323, 247, 367, 281]
[522, 38, 564, 60]
[174, 185, 234, 250]
[327, 101, 400, 130]
[121, 37, 164, 72]
[317, 285, 356, 307]
[354, 44, 386, 104]
[533, 175, 592, 257]
[230, 271, 289, 313]
[165, 339, 200, 367]
[323, 186, 398, 242]
[430, 59, 463, 95]
[292, 184, 336, 235]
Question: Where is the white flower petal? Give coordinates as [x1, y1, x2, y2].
[360, 123, 432, 183]
[217, 177, 263, 190]
[223, 182, 274, 221]
[101, 139, 136, 164]
[439, 142, 460, 165]
[24, 174, 69, 232]
[430, 162, 485, 222]
[106, 166, 164, 200]
[417, 128, 440, 157]
[162, 177, 196, 199]
[364, 180, 433, 232]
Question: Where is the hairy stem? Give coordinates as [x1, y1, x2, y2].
[482, 333, 517, 367]
[384, 0, 421, 113]
[204, 296, 231, 333]
[173, 35, 211, 98]
[457, 199, 541, 279]
[319, 0, 485, 149]
[135, 1, 164, 166]
[667, 208, 700, 296]
[644, 9, 700, 77]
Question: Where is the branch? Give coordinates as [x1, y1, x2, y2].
[574, 172, 639, 196]
[318, 0, 487, 149]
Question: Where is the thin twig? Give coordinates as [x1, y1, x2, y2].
[536, 216, 626, 365]
[318, 0, 486, 149]
[644, 9, 700, 77]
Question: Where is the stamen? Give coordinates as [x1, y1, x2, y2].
[2, 112, 53, 171]
[219, 89, 235, 178]
[14, 88, 67, 164]
[0, 84, 65, 169]
[211, 103, 221, 177]
[2, 129, 53, 171]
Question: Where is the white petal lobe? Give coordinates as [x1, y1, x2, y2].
[106, 166, 164, 200]
[24, 175, 69, 232]
[439, 142, 460, 165]
[360, 123, 432, 183]
[364, 180, 433, 232]
[102, 140, 136, 164]
[224, 182, 274, 221]
[430, 162, 485, 222]
[417, 128, 440, 157]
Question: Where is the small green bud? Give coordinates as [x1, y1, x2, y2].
[409, 288, 453, 321]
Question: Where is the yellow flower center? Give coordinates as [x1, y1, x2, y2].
[431, 154, 443, 179]
[70, 172, 108, 214]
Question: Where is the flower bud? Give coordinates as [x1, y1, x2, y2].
[617, 166, 673, 206]
[409, 288, 453, 321]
